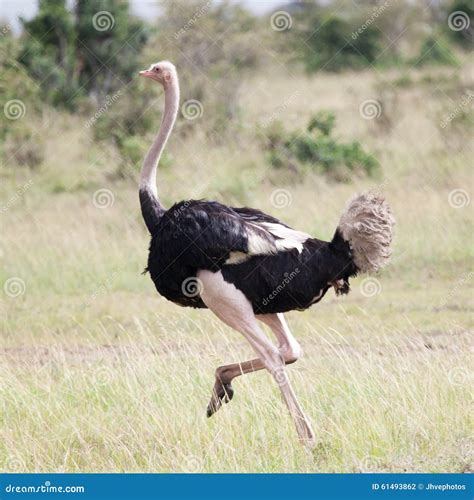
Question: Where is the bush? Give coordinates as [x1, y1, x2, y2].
[307, 111, 335, 136]
[415, 35, 459, 67]
[0, 32, 44, 168]
[0, 34, 42, 135]
[297, 14, 383, 72]
[262, 112, 378, 181]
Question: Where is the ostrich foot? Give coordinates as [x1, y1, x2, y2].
[206, 380, 234, 417]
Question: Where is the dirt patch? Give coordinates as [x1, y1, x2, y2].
[0, 343, 187, 366]
[1, 327, 471, 366]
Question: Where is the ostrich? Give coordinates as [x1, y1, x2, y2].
[138, 61, 394, 445]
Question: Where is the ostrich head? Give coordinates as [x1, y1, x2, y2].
[139, 61, 177, 87]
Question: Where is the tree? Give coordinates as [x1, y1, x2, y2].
[1, 28, 45, 167]
[18, 0, 148, 108]
[19, 0, 80, 108]
[75, 0, 148, 104]
[301, 15, 382, 72]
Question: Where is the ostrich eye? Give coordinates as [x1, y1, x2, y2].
[154, 67, 160, 72]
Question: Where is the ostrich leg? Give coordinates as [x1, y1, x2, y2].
[198, 270, 315, 446]
[206, 313, 302, 416]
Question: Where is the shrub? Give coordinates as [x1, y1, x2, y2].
[307, 111, 335, 136]
[298, 14, 383, 72]
[262, 112, 378, 181]
[0, 32, 44, 168]
[0, 34, 42, 136]
[415, 35, 459, 67]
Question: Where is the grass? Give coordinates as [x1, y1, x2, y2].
[0, 61, 472, 472]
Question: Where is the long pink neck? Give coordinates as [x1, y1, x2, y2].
[140, 78, 180, 199]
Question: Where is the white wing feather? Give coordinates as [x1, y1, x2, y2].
[225, 221, 310, 264]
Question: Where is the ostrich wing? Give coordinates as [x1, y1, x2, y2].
[231, 206, 284, 225]
[162, 200, 311, 269]
[232, 206, 311, 253]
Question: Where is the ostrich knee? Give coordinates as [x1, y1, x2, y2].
[281, 342, 302, 365]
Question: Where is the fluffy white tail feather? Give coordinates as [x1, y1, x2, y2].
[338, 192, 395, 273]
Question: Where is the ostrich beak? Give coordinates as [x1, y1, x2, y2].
[139, 70, 153, 78]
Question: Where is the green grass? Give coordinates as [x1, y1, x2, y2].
[0, 62, 473, 472]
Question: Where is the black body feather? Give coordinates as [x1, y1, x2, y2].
[139, 187, 165, 235]
[145, 199, 358, 313]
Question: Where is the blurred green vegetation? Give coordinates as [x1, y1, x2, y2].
[18, 0, 148, 108]
[0, 0, 471, 177]
[298, 14, 383, 72]
[446, 0, 473, 48]
[262, 112, 379, 182]
[415, 35, 459, 67]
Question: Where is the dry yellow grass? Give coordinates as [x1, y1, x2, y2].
[0, 61, 472, 472]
